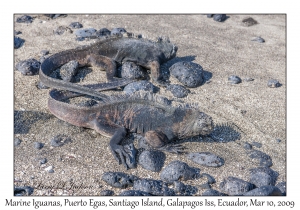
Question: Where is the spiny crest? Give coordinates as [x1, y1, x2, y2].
[75, 31, 174, 50]
[124, 32, 172, 44]
[108, 30, 172, 44]
[102, 90, 172, 107]
[185, 102, 200, 109]
[122, 32, 143, 39]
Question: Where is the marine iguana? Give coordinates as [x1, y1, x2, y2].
[40, 34, 178, 98]
[48, 88, 214, 169]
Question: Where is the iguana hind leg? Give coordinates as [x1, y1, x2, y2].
[87, 54, 118, 82]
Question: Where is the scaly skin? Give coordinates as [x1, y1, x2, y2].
[48, 89, 214, 169]
[39, 34, 178, 98]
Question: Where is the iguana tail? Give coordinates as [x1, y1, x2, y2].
[48, 80, 134, 127]
[40, 47, 134, 98]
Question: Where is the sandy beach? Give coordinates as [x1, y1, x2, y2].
[13, 14, 286, 196]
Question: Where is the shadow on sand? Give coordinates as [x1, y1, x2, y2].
[14, 110, 53, 134]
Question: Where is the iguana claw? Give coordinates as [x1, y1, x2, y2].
[110, 144, 137, 169]
[123, 143, 137, 169]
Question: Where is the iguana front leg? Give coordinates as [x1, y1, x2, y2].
[142, 130, 185, 154]
[147, 60, 169, 87]
[87, 54, 118, 82]
[92, 121, 136, 169]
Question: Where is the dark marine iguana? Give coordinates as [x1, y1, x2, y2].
[40, 33, 178, 98]
[48, 88, 214, 169]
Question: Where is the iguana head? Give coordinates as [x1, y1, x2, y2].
[156, 36, 178, 61]
[177, 109, 214, 139]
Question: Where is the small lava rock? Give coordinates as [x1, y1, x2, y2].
[14, 30, 22, 35]
[76, 37, 85, 41]
[252, 37, 265, 43]
[51, 137, 64, 147]
[199, 183, 211, 189]
[243, 185, 282, 196]
[75, 28, 97, 39]
[69, 22, 83, 29]
[14, 138, 22, 146]
[40, 50, 49, 56]
[243, 142, 252, 150]
[206, 14, 214, 18]
[202, 189, 226, 196]
[247, 149, 273, 167]
[228, 75, 242, 84]
[118, 62, 147, 79]
[14, 186, 34, 196]
[267, 79, 281, 88]
[111, 28, 127, 36]
[51, 135, 71, 147]
[101, 172, 137, 189]
[39, 158, 47, 165]
[160, 160, 200, 183]
[173, 181, 198, 196]
[242, 17, 258, 27]
[219, 176, 254, 195]
[119, 190, 151, 196]
[173, 181, 186, 194]
[138, 150, 165, 172]
[276, 182, 286, 195]
[187, 152, 224, 167]
[244, 77, 254, 82]
[16, 59, 40, 75]
[33, 142, 44, 150]
[95, 28, 111, 37]
[249, 167, 278, 187]
[200, 173, 216, 184]
[100, 190, 114, 196]
[169, 62, 203, 87]
[16, 15, 33, 23]
[123, 81, 155, 94]
[166, 84, 190, 98]
[54, 26, 72, 35]
[60, 60, 79, 82]
[251, 141, 262, 148]
[213, 14, 227, 22]
[14, 36, 25, 49]
[133, 179, 175, 196]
